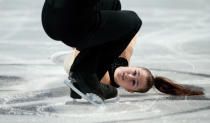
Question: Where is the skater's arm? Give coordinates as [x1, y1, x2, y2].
[71, 33, 138, 85]
[119, 33, 137, 64]
[101, 33, 138, 85]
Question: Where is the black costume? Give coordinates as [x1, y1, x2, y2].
[42, 0, 142, 99]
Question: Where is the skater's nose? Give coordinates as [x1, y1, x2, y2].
[125, 74, 135, 81]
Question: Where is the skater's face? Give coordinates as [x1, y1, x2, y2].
[115, 66, 149, 92]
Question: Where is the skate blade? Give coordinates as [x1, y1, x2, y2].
[64, 80, 104, 106]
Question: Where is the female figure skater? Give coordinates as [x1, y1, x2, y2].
[42, 0, 204, 100]
[42, 0, 142, 100]
[65, 36, 204, 96]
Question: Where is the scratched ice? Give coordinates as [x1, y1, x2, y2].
[0, 0, 210, 123]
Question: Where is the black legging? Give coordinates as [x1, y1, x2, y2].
[42, 0, 142, 81]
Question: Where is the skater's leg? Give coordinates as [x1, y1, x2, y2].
[74, 10, 141, 50]
[42, 0, 98, 47]
[99, 0, 121, 11]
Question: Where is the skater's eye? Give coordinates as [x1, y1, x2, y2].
[132, 80, 136, 87]
[133, 70, 137, 76]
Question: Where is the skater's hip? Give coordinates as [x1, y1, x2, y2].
[41, 1, 99, 45]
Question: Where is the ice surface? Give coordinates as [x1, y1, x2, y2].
[0, 0, 210, 123]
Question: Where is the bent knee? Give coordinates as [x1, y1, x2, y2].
[130, 11, 142, 31]
[115, 0, 121, 10]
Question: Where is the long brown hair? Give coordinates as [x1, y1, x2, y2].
[139, 68, 204, 96]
